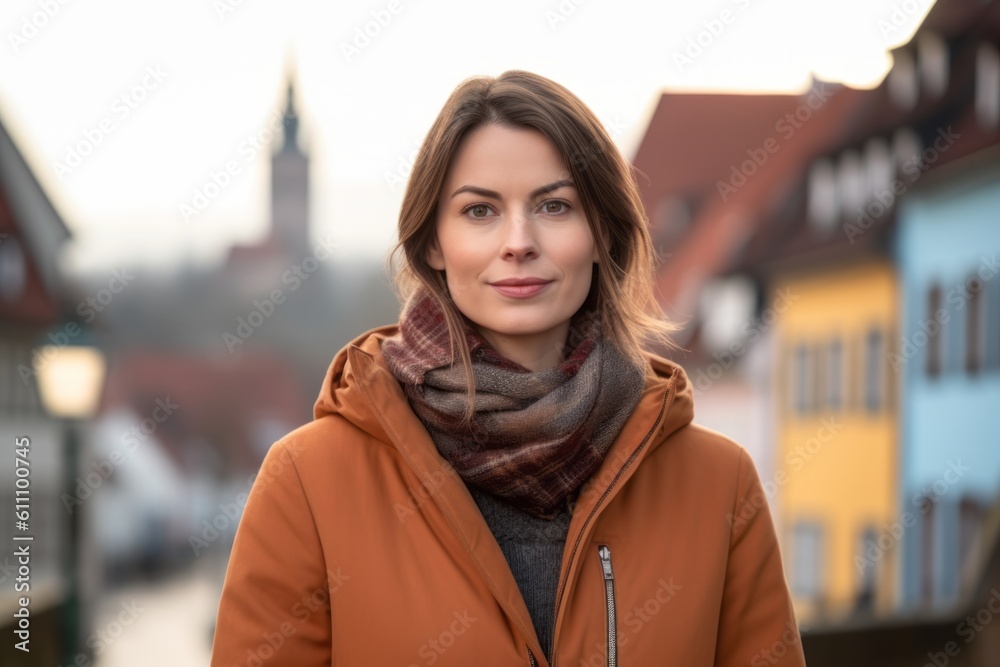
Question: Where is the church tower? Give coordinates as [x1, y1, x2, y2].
[271, 78, 309, 259]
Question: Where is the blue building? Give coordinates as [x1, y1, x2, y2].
[895, 158, 1000, 609]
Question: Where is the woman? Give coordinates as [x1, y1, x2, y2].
[210, 70, 806, 666]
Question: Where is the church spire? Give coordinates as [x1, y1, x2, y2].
[282, 79, 299, 152]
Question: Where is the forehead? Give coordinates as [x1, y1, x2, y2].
[443, 124, 570, 188]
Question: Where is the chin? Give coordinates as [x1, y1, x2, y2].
[474, 314, 557, 337]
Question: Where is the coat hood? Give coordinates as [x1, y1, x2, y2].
[313, 323, 696, 459]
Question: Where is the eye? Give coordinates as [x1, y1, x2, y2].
[541, 200, 570, 215]
[462, 203, 494, 220]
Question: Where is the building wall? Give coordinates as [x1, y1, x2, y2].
[774, 260, 900, 620]
[895, 165, 1000, 609]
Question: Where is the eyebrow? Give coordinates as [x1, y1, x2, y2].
[449, 179, 575, 201]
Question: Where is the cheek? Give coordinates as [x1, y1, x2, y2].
[557, 228, 597, 270]
[438, 231, 489, 279]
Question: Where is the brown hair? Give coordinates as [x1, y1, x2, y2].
[383, 69, 680, 426]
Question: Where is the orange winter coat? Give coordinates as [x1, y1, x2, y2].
[210, 324, 807, 667]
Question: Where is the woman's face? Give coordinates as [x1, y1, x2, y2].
[427, 123, 599, 371]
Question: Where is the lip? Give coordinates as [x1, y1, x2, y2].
[489, 277, 552, 286]
[490, 281, 552, 298]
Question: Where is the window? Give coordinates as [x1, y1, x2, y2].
[959, 498, 985, 582]
[976, 42, 1000, 130]
[918, 494, 936, 605]
[946, 285, 964, 375]
[889, 49, 919, 111]
[846, 336, 860, 410]
[966, 276, 984, 374]
[812, 344, 825, 410]
[986, 276, 1000, 370]
[828, 338, 843, 411]
[918, 32, 949, 98]
[927, 283, 943, 378]
[794, 344, 811, 414]
[837, 150, 866, 222]
[856, 525, 879, 611]
[893, 127, 922, 173]
[864, 328, 884, 412]
[791, 522, 824, 600]
[808, 159, 838, 229]
[885, 324, 898, 413]
[864, 138, 893, 208]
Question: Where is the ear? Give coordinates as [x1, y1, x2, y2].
[426, 236, 445, 271]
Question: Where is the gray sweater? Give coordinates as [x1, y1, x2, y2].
[466, 483, 574, 663]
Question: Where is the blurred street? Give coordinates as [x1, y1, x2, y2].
[91, 563, 217, 667]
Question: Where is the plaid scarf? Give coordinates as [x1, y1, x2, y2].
[381, 285, 646, 520]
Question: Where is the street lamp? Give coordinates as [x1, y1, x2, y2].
[36, 343, 107, 667]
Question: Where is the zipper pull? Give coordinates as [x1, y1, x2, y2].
[599, 545, 614, 580]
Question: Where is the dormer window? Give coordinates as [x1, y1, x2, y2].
[808, 159, 838, 230]
[892, 127, 922, 173]
[698, 275, 756, 354]
[889, 49, 919, 111]
[837, 150, 865, 221]
[864, 138, 893, 206]
[918, 32, 949, 98]
[976, 42, 1000, 129]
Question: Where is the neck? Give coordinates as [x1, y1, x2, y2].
[475, 321, 571, 372]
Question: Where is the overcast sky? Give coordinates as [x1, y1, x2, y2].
[0, 0, 934, 277]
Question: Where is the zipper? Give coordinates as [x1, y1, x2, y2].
[550, 388, 669, 666]
[528, 647, 537, 666]
[598, 545, 619, 667]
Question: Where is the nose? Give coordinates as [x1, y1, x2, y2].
[499, 212, 539, 262]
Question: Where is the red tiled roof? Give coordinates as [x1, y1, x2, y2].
[99, 348, 310, 474]
[634, 81, 872, 321]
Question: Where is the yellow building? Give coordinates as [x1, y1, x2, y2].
[773, 260, 899, 621]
